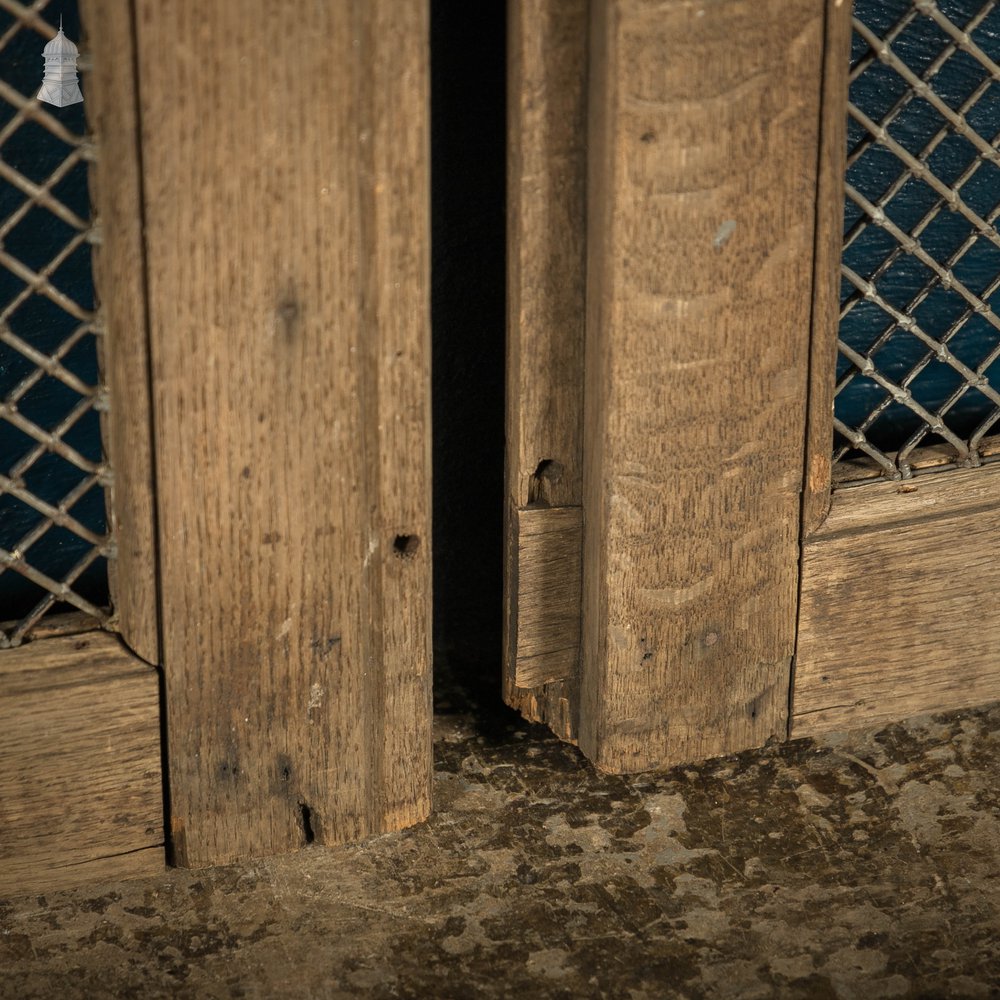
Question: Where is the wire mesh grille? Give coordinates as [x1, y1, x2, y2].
[0, 0, 112, 646]
[836, 0, 1000, 480]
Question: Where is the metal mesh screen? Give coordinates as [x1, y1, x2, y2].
[836, 0, 1000, 480]
[0, 1, 111, 646]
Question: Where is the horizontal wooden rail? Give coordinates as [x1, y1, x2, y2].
[0, 633, 163, 894]
[795, 463, 1000, 735]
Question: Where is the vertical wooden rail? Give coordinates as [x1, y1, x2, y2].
[801, 0, 854, 538]
[504, 0, 589, 742]
[133, 0, 432, 866]
[81, 1, 159, 664]
[581, 0, 829, 771]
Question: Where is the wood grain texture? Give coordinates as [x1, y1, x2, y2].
[506, 0, 588, 510]
[136, 0, 432, 866]
[0, 633, 163, 895]
[794, 464, 1000, 736]
[504, 0, 588, 741]
[801, 0, 854, 538]
[581, 0, 826, 771]
[510, 505, 582, 689]
[79, 1, 159, 664]
[791, 465, 1000, 736]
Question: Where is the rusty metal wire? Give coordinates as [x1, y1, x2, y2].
[836, 0, 1000, 480]
[0, 0, 112, 646]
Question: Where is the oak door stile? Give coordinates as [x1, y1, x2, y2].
[134, 0, 433, 866]
[504, 0, 589, 741]
[580, 0, 829, 771]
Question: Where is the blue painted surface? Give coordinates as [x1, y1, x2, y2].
[0, 4, 108, 622]
[838, 0, 1000, 453]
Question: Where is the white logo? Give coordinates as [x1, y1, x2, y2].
[37, 17, 83, 108]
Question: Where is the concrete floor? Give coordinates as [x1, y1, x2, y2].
[2, 700, 999, 999]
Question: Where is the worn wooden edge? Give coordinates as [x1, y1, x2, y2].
[503, 498, 522, 699]
[793, 461, 1000, 737]
[503, 0, 588, 741]
[801, 0, 854, 539]
[0, 632, 164, 896]
[809, 462, 1000, 540]
[80, 0, 161, 665]
[362, 0, 434, 835]
[516, 646, 579, 692]
[832, 433, 1000, 487]
[503, 678, 579, 745]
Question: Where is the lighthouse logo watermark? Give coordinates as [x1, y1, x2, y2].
[37, 17, 83, 108]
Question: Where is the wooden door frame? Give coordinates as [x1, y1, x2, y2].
[0, 2, 163, 896]
[792, 0, 1000, 738]
[505, 0, 842, 767]
[2, 0, 435, 889]
[505, 0, 998, 771]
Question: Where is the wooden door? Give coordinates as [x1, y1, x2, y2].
[792, 0, 1000, 737]
[505, 0, 1000, 770]
[0, 4, 162, 893]
[2, 0, 434, 889]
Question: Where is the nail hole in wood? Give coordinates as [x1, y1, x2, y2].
[277, 298, 300, 341]
[299, 802, 315, 845]
[393, 534, 420, 558]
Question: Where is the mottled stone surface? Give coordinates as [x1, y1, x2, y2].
[2, 703, 999, 999]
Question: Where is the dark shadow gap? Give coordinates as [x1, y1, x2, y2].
[430, 1, 520, 736]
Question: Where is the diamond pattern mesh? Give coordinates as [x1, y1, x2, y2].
[836, 0, 1000, 480]
[0, 0, 111, 646]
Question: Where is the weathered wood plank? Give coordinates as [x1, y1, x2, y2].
[0, 633, 163, 895]
[510, 505, 583, 690]
[136, 0, 432, 865]
[80, 0, 160, 664]
[581, 0, 826, 771]
[506, 0, 588, 511]
[794, 464, 1000, 736]
[801, 0, 854, 538]
[504, 0, 588, 741]
[503, 0, 588, 735]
